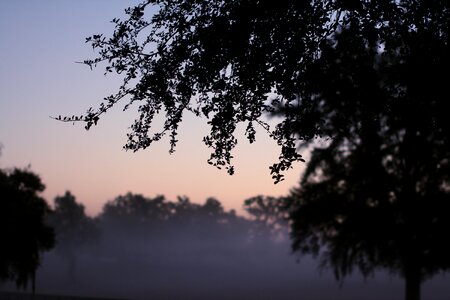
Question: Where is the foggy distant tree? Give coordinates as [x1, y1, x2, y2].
[201, 197, 224, 218]
[167, 196, 255, 245]
[170, 197, 233, 226]
[100, 193, 171, 234]
[244, 196, 289, 242]
[0, 167, 54, 293]
[166, 196, 194, 220]
[167, 196, 211, 233]
[100, 193, 235, 234]
[99, 193, 253, 242]
[48, 191, 99, 281]
[97, 194, 257, 264]
[218, 207, 254, 241]
[284, 18, 449, 300]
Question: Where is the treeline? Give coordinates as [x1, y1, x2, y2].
[50, 191, 287, 245]
[47, 191, 288, 278]
[1, 165, 291, 296]
[38, 191, 296, 299]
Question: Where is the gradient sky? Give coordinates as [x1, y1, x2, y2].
[0, 1, 304, 216]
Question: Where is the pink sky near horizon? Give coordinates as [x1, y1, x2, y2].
[0, 1, 305, 217]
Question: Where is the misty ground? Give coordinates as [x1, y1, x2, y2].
[2, 193, 449, 300]
[2, 237, 449, 300]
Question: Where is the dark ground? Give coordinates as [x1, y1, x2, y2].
[0, 291, 128, 300]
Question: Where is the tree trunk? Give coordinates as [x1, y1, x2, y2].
[405, 266, 421, 300]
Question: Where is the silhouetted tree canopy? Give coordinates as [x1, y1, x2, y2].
[61, 0, 450, 182]
[282, 4, 450, 299]
[53, 1, 394, 182]
[0, 167, 54, 291]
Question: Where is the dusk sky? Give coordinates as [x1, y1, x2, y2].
[0, 1, 304, 216]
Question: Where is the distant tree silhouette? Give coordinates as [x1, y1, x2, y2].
[170, 197, 224, 229]
[48, 191, 99, 281]
[100, 193, 171, 236]
[244, 196, 289, 243]
[201, 197, 224, 218]
[97, 193, 256, 265]
[100, 193, 255, 238]
[0, 167, 54, 293]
